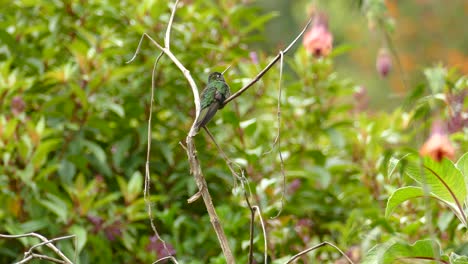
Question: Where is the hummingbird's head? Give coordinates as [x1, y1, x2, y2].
[208, 72, 225, 82]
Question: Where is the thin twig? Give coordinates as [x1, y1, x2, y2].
[26, 235, 75, 256]
[378, 18, 408, 92]
[144, 51, 176, 260]
[152, 256, 180, 264]
[127, 32, 200, 136]
[203, 127, 243, 182]
[165, 0, 180, 49]
[253, 205, 268, 264]
[223, 18, 312, 105]
[128, 2, 182, 263]
[284, 241, 354, 264]
[270, 51, 286, 219]
[0, 233, 73, 264]
[16, 253, 67, 264]
[247, 193, 255, 264]
[203, 128, 263, 264]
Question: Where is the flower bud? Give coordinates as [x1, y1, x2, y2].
[376, 48, 392, 77]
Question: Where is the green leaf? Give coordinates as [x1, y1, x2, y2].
[450, 252, 468, 264]
[58, 159, 76, 183]
[240, 12, 278, 35]
[387, 154, 410, 177]
[127, 171, 143, 202]
[93, 192, 121, 209]
[437, 211, 454, 232]
[70, 83, 88, 110]
[456, 152, 468, 178]
[103, 100, 125, 117]
[383, 239, 448, 264]
[39, 193, 69, 223]
[32, 138, 62, 168]
[69, 225, 87, 255]
[386, 186, 425, 218]
[405, 156, 466, 223]
[424, 66, 446, 93]
[112, 135, 132, 168]
[4, 118, 18, 139]
[19, 220, 50, 233]
[83, 140, 107, 164]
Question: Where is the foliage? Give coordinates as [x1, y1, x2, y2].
[0, 0, 466, 263]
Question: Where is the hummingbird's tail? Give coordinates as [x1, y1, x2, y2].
[194, 101, 220, 132]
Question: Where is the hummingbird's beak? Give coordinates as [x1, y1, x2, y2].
[222, 64, 232, 75]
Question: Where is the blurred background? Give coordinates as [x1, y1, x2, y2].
[257, 0, 468, 109]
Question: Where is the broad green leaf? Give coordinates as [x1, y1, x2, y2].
[387, 154, 410, 177]
[69, 225, 87, 255]
[70, 83, 88, 109]
[450, 252, 468, 264]
[39, 194, 69, 223]
[4, 118, 18, 139]
[240, 12, 278, 35]
[83, 140, 107, 164]
[456, 152, 468, 178]
[383, 239, 448, 264]
[58, 159, 76, 184]
[19, 220, 49, 233]
[385, 186, 424, 218]
[127, 171, 143, 202]
[36, 117, 46, 135]
[424, 66, 446, 93]
[32, 138, 62, 168]
[112, 135, 132, 168]
[437, 211, 454, 232]
[405, 156, 466, 219]
[93, 192, 121, 209]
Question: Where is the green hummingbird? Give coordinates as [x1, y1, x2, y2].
[195, 72, 230, 132]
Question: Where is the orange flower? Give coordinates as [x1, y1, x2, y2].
[303, 13, 333, 57]
[419, 121, 455, 161]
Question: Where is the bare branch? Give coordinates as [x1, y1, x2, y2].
[17, 253, 67, 264]
[270, 51, 286, 219]
[26, 235, 75, 256]
[152, 256, 180, 264]
[284, 242, 354, 264]
[0, 233, 74, 264]
[223, 18, 312, 105]
[185, 137, 236, 263]
[142, 51, 176, 261]
[165, 0, 180, 48]
[253, 206, 268, 264]
[126, 33, 164, 64]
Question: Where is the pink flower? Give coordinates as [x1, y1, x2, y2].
[303, 13, 333, 57]
[11, 96, 25, 116]
[419, 121, 455, 162]
[376, 48, 392, 77]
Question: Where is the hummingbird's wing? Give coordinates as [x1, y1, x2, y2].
[195, 90, 222, 131]
[200, 85, 217, 110]
[217, 81, 230, 109]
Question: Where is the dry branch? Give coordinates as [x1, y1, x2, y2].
[284, 242, 354, 264]
[0, 233, 74, 264]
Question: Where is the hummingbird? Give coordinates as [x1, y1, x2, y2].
[194, 72, 230, 132]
